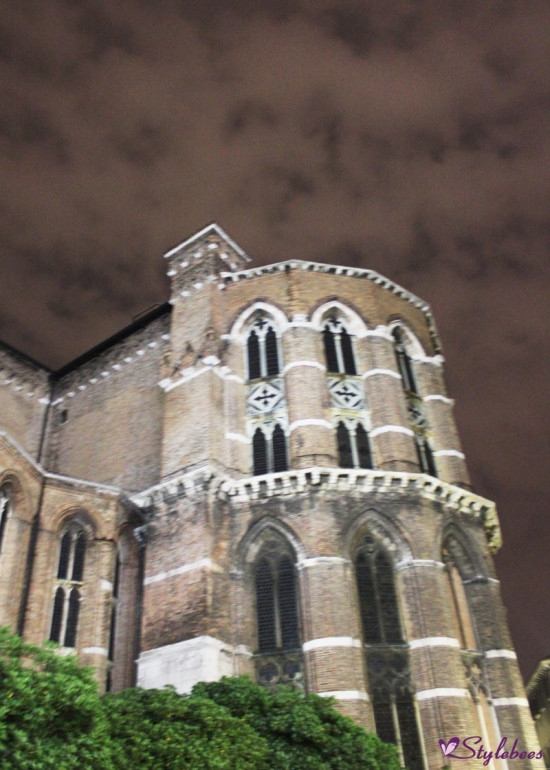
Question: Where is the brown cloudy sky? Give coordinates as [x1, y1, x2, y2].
[1, 0, 549, 679]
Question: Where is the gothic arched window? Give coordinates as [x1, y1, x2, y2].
[253, 423, 288, 475]
[336, 421, 373, 470]
[355, 537, 425, 770]
[49, 523, 87, 647]
[253, 538, 303, 691]
[323, 319, 357, 375]
[392, 327, 417, 394]
[416, 435, 437, 477]
[0, 485, 12, 557]
[246, 318, 280, 380]
[442, 534, 479, 651]
[392, 326, 437, 478]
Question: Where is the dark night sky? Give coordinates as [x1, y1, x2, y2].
[1, 1, 549, 680]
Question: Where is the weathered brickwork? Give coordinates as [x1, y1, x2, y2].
[0, 224, 542, 767]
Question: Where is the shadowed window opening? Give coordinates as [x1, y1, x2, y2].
[356, 424, 373, 469]
[247, 330, 261, 380]
[49, 523, 87, 648]
[323, 322, 357, 374]
[337, 422, 354, 468]
[337, 422, 373, 470]
[0, 486, 11, 556]
[64, 588, 80, 648]
[246, 320, 280, 380]
[355, 537, 425, 769]
[255, 550, 300, 654]
[49, 586, 65, 644]
[416, 436, 437, 478]
[252, 424, 288, 475]
[392, 327, 417, 393]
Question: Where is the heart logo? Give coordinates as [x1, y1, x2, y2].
[439, 737, 460, 756]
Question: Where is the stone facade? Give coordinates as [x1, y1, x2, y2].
[0, 223, 542, 768]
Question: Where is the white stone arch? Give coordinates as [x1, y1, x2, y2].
[344, 508, 413, 566]
[235, 516, 306, 575]
[387, 319, 426, 359]
[441, 522, 488, 581]
[229, 301, 289, 344]
[310, 300, 369, 338]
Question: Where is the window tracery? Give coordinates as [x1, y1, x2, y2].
[244, 312, 289, 475]
[253, 535, 303, 691]
[323, 317, 357, 375]
[49, 522, 87, 648]
[336, 420, 373, 469]
[392, 325, 437, 477]
[354, 536, 425, 770]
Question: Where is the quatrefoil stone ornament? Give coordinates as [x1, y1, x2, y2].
[327, 377, 364, 410]
[247, 381, 285, 415]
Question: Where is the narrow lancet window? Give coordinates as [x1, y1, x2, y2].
[355, 537, 425, 770]
[49, 523, 87, 648]
[323, 322, 357, 375]
[252, 424, 288, 475]
[246, 320, 280, 379]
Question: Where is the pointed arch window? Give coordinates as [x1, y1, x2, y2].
[392, 326, 438, 478]
[246, 317, 280, 380]
[255, 553, 300, 653]
[392, 327, 417, 394]
[355, 537, 425, 770]
[253, 423, 288, 475]
[442, 535, 479, 651]
[0, 485, 11, 557]
[336, 421, 373, 470]
[49, 523, 87, 648]
[253, 539, 303, 691]
[415, 435, 437, 477]
[323, 320, 357, 375]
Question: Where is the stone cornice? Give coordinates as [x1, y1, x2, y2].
[132, 465, 501, 553]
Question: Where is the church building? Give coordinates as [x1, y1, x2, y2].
[0, 224, 542, 768]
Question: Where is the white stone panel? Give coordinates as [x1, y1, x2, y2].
[137, 636, 237, 694]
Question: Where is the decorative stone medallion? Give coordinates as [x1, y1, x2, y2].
[247, 380, 285, 415]
[327, 377, 365, 410]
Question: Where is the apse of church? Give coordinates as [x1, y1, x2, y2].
[0, 224, 542, 768]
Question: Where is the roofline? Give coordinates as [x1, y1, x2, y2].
[222, 258, 430, 309]
[163, 222, 251, 262]
[54, 302, 172, 378]
[0, 338, 52, 374]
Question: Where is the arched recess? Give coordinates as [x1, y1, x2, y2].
[311, 302, 367, 376]
[345, 508, 413, 567]
[441, 525, 487, 651]
[388, 320, 438, 477]
[48, 508, 97, 649]
[347, 515, 425, 770]
[441, 526, 505, 762]
[310, 300, 369, 338]
[235, 517, 305, 691]
[106, 525, 141, 691]
[228, 301, 289, 344]
[387, 319, 426, 360]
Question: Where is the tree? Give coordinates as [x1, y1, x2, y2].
[101, 687, 268, 769]
[0, 627, 109, 770]
[193, 676, 400, 770]
[0, 627, 399, 770]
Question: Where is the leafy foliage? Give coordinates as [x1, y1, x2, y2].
[0, 627, 399, 770]
[0, 627, 108, 770]
[193, 677, 400, 770]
